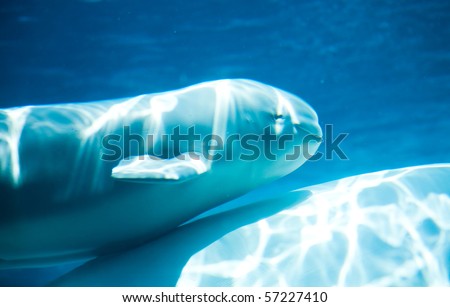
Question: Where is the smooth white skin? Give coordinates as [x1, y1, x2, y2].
[0, 79, 321, 268]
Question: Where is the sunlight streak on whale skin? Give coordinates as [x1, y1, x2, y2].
[178, 164, 450, 286]
[0, 107, 31, 186]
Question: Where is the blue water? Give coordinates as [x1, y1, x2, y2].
[0, 0, 449, 286]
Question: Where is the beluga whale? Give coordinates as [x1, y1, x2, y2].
[0, 79, 322, 269]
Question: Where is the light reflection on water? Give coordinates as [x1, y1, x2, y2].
[178, 164, 450, 286]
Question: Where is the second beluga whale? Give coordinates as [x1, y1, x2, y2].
[0, 79, 322, 268]
[51, 164, 450, 286]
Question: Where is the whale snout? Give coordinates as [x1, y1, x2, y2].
[272, 87, 322, 140]
[294, 122, 322, 142]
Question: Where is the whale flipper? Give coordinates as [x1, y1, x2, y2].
[111, 153, 209, 183]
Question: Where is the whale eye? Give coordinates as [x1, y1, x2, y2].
[274, 114, 284, 120]
[274, 114, 285, 134]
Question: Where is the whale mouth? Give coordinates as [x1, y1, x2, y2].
[294, 123, 323, 143]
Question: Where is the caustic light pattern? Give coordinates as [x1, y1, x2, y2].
[178, 164, 450, 286]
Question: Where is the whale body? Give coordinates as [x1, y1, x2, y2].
[0, 79, 322, 268]
[51, 164, 450, 286]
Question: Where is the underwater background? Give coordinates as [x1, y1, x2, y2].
[0, 0, 449, 286]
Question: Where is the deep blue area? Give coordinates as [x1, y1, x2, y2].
[0, 0, 449, 285]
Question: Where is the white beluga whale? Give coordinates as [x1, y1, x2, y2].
[50, 164, 450, 286]
[0, 79, 322, 268]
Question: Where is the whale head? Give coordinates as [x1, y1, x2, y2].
[205, 79, 322, 180]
